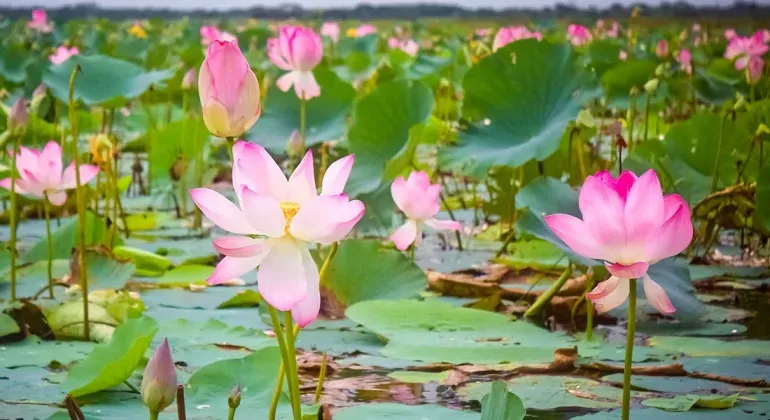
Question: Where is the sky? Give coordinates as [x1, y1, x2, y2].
[2, 0, 760, 10]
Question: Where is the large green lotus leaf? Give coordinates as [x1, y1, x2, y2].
[21, 212, 117, 263]
[0, 335, 95, 368]
[648, 336, 770, 358]
[600, 373, 743, 393]
[694, 67, 736, 105]
[248, 68, 355, 152]
[460, 376, 624, 410]
[347, 79, 434, 195]
[185, 347, 285, 417]
[587, 39, 624, 76]
[61, 316, 158, 397]
[43, 54, 173, 107]
[321, 239, 426, 308]
[600, 60, 657, 105]
[573, 408, 759, 419]
[336, 403, 478, 420]
[0, 43, 27, 84]
[441, 40, 596, 175]
[337, 34, 380, 58]
[680, 357, 770, 383]
[158, 318, 274, 351]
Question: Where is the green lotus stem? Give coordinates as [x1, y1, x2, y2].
[149, 409, 159, 420]
[438, 193, 463, 251]
[314, 352, 328, 404]
[8, 133, 20, 302]
[284, 311, 302, 420]
[711, 112, 728, 193]
[143, 100, 155, 195]
[300, 95, 307, 155]
[643, 93, 651, 143]
[524, 264, 572, 318]
[93, 171, 101, 217]
[627, 97, 636, 150]
[226, 136, 235, 165]
[585, 273, 596, 341]
[106, 158, 117, 246]
[318, 142, 328, 186]
[227, 408, 235, 420]
[43, 193, 54, 299]
[268, 362, 285, 420]
[68, 64, 90, 342]
[267, 306, 299, 420]
[621, 278, 637, 420]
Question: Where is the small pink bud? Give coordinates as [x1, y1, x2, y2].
[181, 68, 197, 90]
[228, 384, 241, 408]
[287, 130, 304, 157]
[140, 339, 177, 413]
[33, 84, 47, 98]
[8, 97, 28, 134]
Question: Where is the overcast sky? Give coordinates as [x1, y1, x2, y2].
[2, 0, 760, 10]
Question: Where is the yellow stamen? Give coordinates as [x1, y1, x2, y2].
[280, 202, 300, 234]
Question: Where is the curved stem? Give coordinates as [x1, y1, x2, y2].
[643, 93, 651, 143]
[585, 273, 596, 341]
[8, 133, 20, 302]
[524, 264, 572, 318]
[300, 96, 307, 155]
[314, 352, 328, 404]
[318, 242, 338, 287]
[267, 306, 299, 420]
[284, 312, 302, 420]
[226, 136, 235, 165]
[227, 408, 236, 420]
[268, 362, 285, 420]
[68, 65, 90, 342]
[43, 194, 54, 299]
[123, 380, 140, 394]
[438, 193, 463, 251]
[711, 112, 728, 193]
[621, 278, 637, 420]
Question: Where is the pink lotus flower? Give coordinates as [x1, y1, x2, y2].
[724, 29, 738, 41]
[677, 49, 692, 74]
[492, 26, 542, 51]
[0, 141, 99, 206]
[49, 46, 78, 65]
[725, 35, 768, 70]
[200, 25, 235, 45]
[606, 21, 620, 38]
[656, 40, 669, 58]
[321, 22, 340, 43]
[567, 24, 592, 46]
[140, 339, 177, 413]
[268, 26, 323, 100]
[475, 28, 491, 38]
[28, 9, 52, 33]
[191, 141, 364, 327]
[388, 38, 419, 56]
[355, 24, 377, 37]
[198, 40, 261, 138]
[619, 50, 628, 61]
[181, 68, 196, 90]
[545, 170, 693, 314]
[756, 29, 770, 44]
[748, 56, 764, 84]
[390, 171, 462, 251]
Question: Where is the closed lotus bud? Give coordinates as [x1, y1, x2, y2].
[33, 84, 47, 98]
[8, 97, 28, 134]
[199, 41, 261, 138]
[181, 68, 196, 90]
[644, 78, 659, 93]
[228, 384, 241, 408]
[286, 130, 304, 157]
[140, 339, 177, 413]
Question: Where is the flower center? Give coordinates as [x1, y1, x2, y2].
[280, 202, 300, 233]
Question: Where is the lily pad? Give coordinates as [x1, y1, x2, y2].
[335, 403, 478, 420]
[647, 336, 770, 358]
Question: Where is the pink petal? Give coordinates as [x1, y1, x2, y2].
[613, 170, 638, 200]
[208, 254, 267, 285]
[276, 71, 296, 92]
[287, 150, 316, 204]
[291, 248, 321, 328]
[390, 220, 418, 251]
[587, 276, 630, 313]
[59, 163, 99, 189]
[642, 275, 676, 314]
[47, 191, 68, 206]
[605, 261, 649, 279]
[645, 196, 693, 262]
[578, 175, 626, 258]
[424, 218, 462, 231]
[268, 48, 294, 71]
[189, 188, 255, 235]
[390, 176, 412, 215]
[213, 236, 267, 258]
[239, 187, 286, 238]
[293, 71, 320, 100]
[543, 214, 605, 260]
[321, 155, 354, 196]
[624, 170, 664, 250]
[39, 141, 63, 187]
[289, 195, 365, 244]
[232, 141, 288, 202]
[258, 238, 308, 311]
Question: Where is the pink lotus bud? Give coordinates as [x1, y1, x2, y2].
[140, 339, 177, 413]
[8, 97, 28, 134]
[287, 130, 304, 157]
[28, 9, 52, 33]
[355, 24, 377, 37]
[181, 68, 196, 90]
[49, 46, 79, 65]
[228, 384, 241, 408]
[677, 49, 692, 75]
[321, 22, 339, 43]
[493, 26, 541, 51]
[198, 40, 261, 138]
[388, 38, 419, 57]
[268, 26, 323, 100]
[655, 40, 669, 58]
[33, 84, 46, 98]
[567, 24, 592, 46]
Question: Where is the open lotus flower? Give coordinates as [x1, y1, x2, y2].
[390, 171, 462, 251]
[321, 22, 340, 43]
[725, 34, 768, 70]
[388, 38, 419, 56]
[677, 49, 692, 74]
[28, 9, 52, 33]
[0, 141, 99, 206]
[201, 25, 235, 45]
[191, 141, 364, 327]
[544, 170, 693, 314]
[268, 26, 323, 100]
[198, 40, 261, 138]
[140, 339, 177, 413]
[354, 24, 377, 37]
[567, 24, 592, 46]
[49, 46, 78, 65]
[492, 26, 542, 51]
[656, 40, 669, 58]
